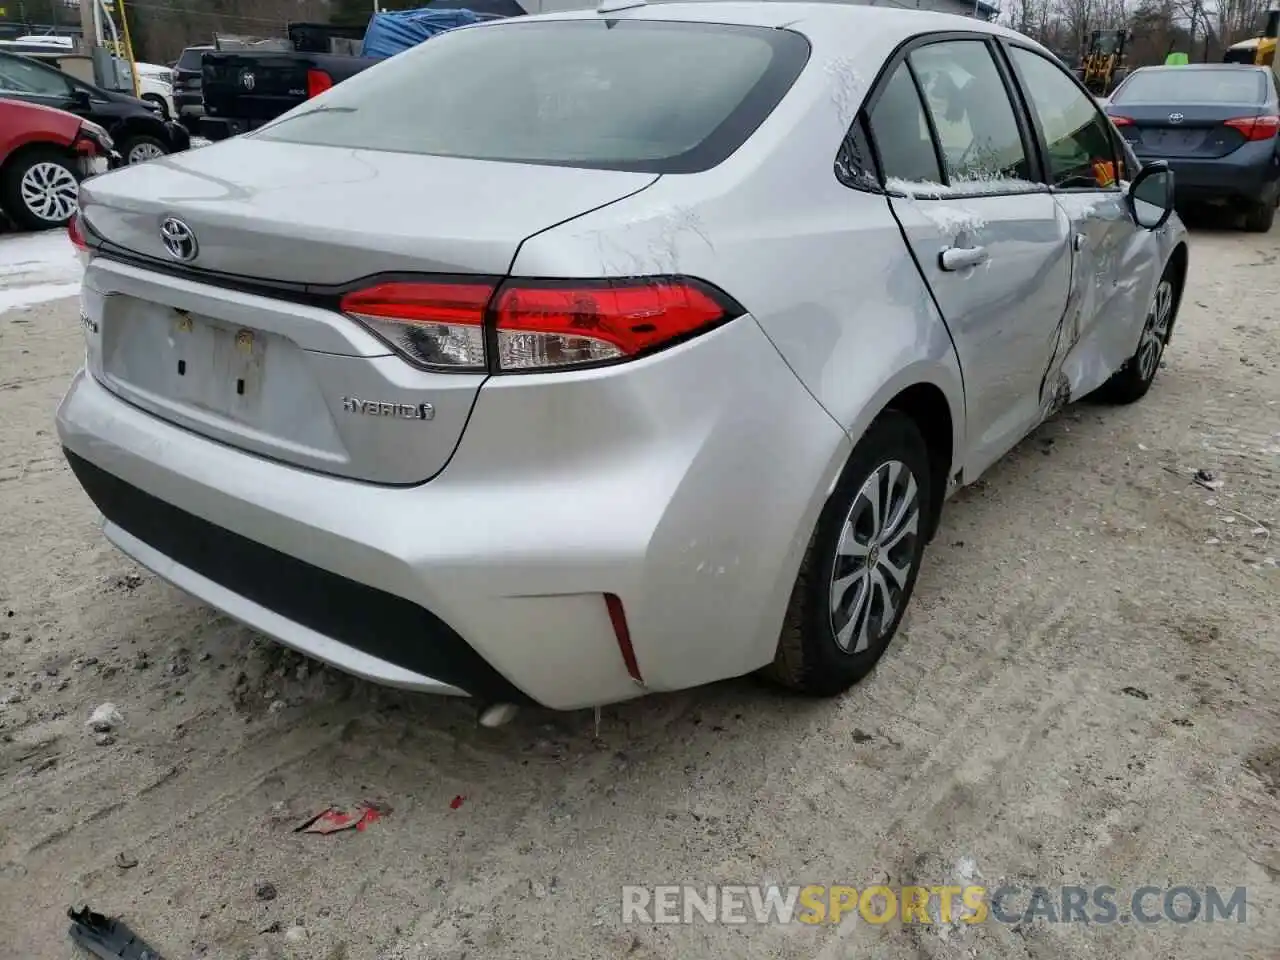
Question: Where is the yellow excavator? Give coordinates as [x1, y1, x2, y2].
[1224, 3, 1280, 66]
[1081, 29, 1130, 96]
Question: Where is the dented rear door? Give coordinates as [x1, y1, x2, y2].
[869, 39, 1072, 480]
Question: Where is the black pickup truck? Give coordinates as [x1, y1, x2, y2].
[198, 23, 378, 141]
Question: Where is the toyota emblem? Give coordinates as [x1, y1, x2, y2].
[160, 217, 198, 262]
[1168, 112, 1184, 123]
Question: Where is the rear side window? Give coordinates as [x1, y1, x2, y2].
[255, 20, 810, 173]
[868, 64, 943, 185]
[1112, 68, 1267, 105]
[1010, 47, 1120, 190]
[0, 54, 71, 96]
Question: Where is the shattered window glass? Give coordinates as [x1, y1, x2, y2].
[909, 41, 1034, 188]
[1011, 47, 1121, 191]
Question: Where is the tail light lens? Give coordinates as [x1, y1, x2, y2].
[1109, 115, 1134, 126]
[68, 211, 91, 267]
[492, 279, 734, 371]
[1225, 114, 1280, 140]
[340, 281, 492, 370]
[68, 212, 87, 250]
[306, 69, 334, 99]
[338, 277, 741, 373]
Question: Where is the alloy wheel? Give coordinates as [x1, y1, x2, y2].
[1136, 279, 1174, 383]
[19, 161, 78, 223]
[829, 459, 921, 654]
[127, 142, 166, 164]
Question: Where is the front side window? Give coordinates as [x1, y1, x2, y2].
[256, 20, 810, 174]
[1010, 46, 1120, 190]
[909, 40, 1034, 189]
[0, 54, 72, 97]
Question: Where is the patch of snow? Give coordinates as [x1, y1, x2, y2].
[825, 56, 865, 128]
[0, 282, 82, 313]
[0, 229, 83, 315]
[886, 175, 1042, 198]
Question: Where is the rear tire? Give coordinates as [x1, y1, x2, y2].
[120, 134, 169, 165]
[1092, 264, 1179, 404]
[1243, 200, 1275, 233]
[0, 147, 80, 230]
[763, 411, 932, 696]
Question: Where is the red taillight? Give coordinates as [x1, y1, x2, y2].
[306, 69, 334, 99]
[338, 277, 740, 373]
[1109, 115, 1133, 127]
[68, 211, 87, 250]
[339, 281, 493, 370]
[492, 279, 735, 371]
[1225, 114, 1280, 140]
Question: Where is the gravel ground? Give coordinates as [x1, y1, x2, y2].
[0, 225, 1277, 960]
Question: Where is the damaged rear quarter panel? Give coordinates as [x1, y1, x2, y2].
[509, 35, 966, 474]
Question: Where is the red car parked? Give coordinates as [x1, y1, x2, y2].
[0, 97, 114, 230]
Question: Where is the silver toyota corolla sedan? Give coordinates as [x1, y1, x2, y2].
[57, 1, 1187, 712]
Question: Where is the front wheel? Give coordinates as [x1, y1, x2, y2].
[1092, 268, 1179, 404]
[120, 134, 169, 165]
[141, 94, 171, 120]
[0, 148, 81, 229]
[763, 411, 932, 696]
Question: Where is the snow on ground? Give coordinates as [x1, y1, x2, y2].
[0, 228, 84, 314]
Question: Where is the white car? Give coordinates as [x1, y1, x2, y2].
[134, 67, 176, 120]
[60, 2, 1186, 713]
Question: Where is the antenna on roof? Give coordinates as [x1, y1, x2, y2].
[597, 0, 646, 13]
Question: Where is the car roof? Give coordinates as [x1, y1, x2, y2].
[1133, 63, 1269, 72]
[518, 1, 1022, 46]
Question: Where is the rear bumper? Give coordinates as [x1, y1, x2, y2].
[1144, 141, 1280, 203]
[56, 317, 849, 710]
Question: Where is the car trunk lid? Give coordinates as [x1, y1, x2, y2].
[78, 138, 658, 484]
[1109, 103, 1271, 159]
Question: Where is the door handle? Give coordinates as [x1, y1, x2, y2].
[939, 246, 990, 271]
[1073, 232, 1087, 251]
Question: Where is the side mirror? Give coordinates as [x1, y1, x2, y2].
[71, 88, 92, 110]
[1126, 160, 1175, 230]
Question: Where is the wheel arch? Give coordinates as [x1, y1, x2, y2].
[881, 382, 954, 541]
[0, 138, 79, 181]
[110, 115, 170, 145]
[1164, 241, 1189, 340]
[835, 363, 964, 543]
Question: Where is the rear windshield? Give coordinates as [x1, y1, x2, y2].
[177, 47, 207, 70]
[254, 19, 810, 173]
[1112, 69, 1267, 104]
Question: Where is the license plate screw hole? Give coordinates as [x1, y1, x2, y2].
[236, 378, 245, 396]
